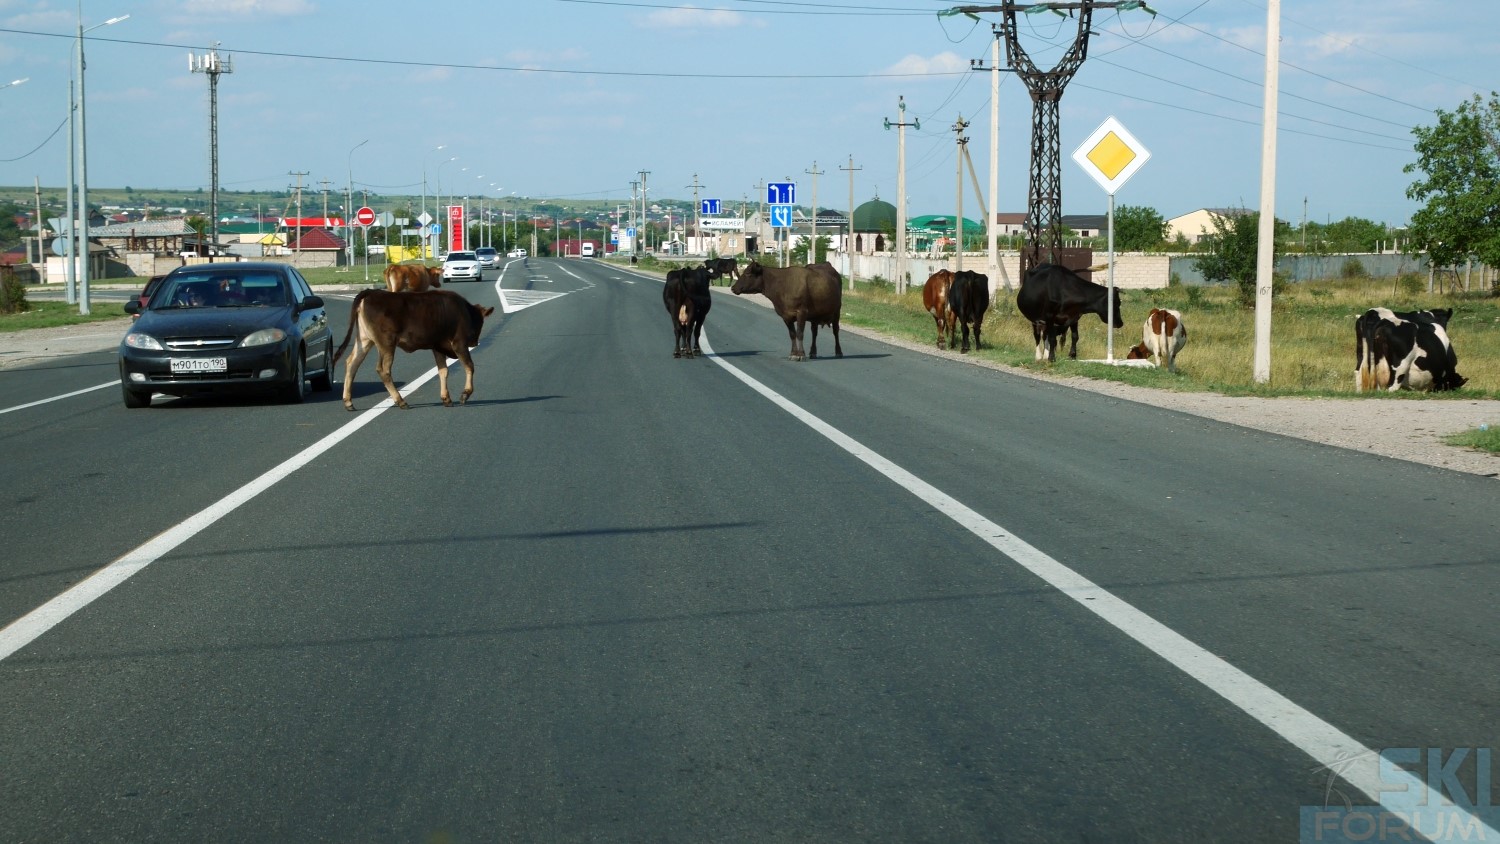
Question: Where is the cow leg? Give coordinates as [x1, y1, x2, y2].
[454, 348, 477, 405]
[1032, 321, 1048, 361]
[962, 323, 973, 354]
[973, 316, 983, 351]
[1067, 323, 1080, 359]
[341, 335, 374, 411]
[432, 349, 453, 406]
[832, 320, 842, 358]
[375, 346, 410, 410]
[809, 323, 819, 359]
[784, 318, 804, 361]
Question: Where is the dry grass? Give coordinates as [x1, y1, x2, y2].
[841, 276, 1500, 399]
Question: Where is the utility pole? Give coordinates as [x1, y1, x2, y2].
[753, 179, 766, 256]
[805, 161, 823, 264]
[639, 169, 650, 253]
[952, 114, 970, 270]
[687, 173, 703, 254]
[1253, 0, 1280, 384]
[840, 155, 861, 287]
[190, 44, 233, 261]
[288, 171, 308, 256]
[629, 180, 640, 254]
[884, 95, 919, 294]
[971, 28, 1011, 292]
[318, 178, 332, 222]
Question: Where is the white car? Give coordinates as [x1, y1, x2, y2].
[442, 251, 483, 282]
[506, 248, 527, 258]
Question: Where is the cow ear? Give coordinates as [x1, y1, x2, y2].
[481, 306, 495, 317]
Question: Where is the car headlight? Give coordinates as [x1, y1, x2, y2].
[123, 332, 164, 351]
[240, 328, 287, 347]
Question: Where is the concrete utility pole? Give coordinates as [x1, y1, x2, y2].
[629, 180, 640, 254]
[687, 173, 703, 254]
[318, 178, 332, 222]
[840, 154, 861, 287]
[1253, 0, 1280, 384]
[952, 114, 969, 271]
[288, 171, 308, 255]
[753, 179, 766, 255]
[190, 44, 232, 262]
[884, 95, 919, 294]
[805, 161, 822, 264]
[639, 169, 650, 252]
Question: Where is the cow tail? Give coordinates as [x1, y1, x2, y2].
[332, 289, 370, 365]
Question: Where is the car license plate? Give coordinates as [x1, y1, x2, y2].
[171, 357, 227, 374]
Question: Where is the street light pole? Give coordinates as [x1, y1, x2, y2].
[421, 145, 447, 260]
[346, 139, 367, 271]
[75, 10, 128, 315]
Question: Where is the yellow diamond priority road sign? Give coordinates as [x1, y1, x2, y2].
[1072, 116, 1150, 195]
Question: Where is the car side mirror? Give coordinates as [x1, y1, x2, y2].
[299, 295, 324, 311]
[124, 299, 141, 315]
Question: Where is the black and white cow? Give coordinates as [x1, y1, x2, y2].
[1354, 307, 1466, 392]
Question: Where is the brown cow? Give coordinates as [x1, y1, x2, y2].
[1125, 307, 1187, 372]
[332, 289, 494, 411]
[923, 270, 955, 350]
[731, 261, 842, 361]
[384, 263, 442, 293]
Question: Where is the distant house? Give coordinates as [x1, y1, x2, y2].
[283, 227, 347, 253]
[1168, 208, 1245, 244]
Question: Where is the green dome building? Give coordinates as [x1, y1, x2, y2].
[850, 196, 897, 254]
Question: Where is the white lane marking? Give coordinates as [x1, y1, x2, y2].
[0, 381, 116, 416]
[0, 363, 455, 663]
[697, 329, 1497, 838]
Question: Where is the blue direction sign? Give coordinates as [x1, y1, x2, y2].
[626, 227, 636, 237]
[700, 198, 721, 215]
[769, 204, 794, 229]
[766, 182, 795, 205]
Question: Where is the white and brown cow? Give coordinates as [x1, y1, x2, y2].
[1354, 307, 1466, 392]
[1125, 307, 1187, 371]
[333, 288, 494, 411]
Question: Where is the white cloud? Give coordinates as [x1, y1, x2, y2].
[880, 52, 968, 76]
[173, 0, 315, 19]
[641, 6, 747, 30]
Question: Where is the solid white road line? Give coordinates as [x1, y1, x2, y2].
[0, 381, 117, 416]
[0, 365, 448, 663]
[698, 328, 1497, 838]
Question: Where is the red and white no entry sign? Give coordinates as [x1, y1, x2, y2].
[355, 206, 376, 226]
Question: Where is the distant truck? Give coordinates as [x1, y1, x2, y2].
[580, 242, 596, 258]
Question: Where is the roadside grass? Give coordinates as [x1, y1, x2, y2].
[0, 299, 131, 330]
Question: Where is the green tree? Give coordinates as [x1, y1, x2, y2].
[1193, 209, 1283, 306]
[1112, 204, 1168, 251]
[0, 201, 24, 251]
[791, 235, 831, 264]
[1404, 92, 1500, 268]
[1319, 217, 1388, 252]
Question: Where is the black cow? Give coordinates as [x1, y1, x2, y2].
[663, 266, 711, 358]
[1016, 263, 1123, 362]
[1354, 307, 1465, 392]
[946, 270, 989, 354]
[333, 289, 494, 411]
[704, 257, 739, 284]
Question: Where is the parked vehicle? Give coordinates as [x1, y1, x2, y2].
[119, 262, 333, 408]
[442, 251, 483, 282]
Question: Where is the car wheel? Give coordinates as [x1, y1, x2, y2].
[282, 349, 308, 404]
[310, 339, 334, 392]
[122, 385, 151, 408]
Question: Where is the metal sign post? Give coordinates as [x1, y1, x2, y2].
[1072, 115, 1150, 362]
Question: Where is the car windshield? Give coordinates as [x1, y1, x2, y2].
[476, 248, 496, 256]
[447, 252, 476, 262]
[155, 272, 289, 309]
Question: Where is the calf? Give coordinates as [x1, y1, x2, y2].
[922, 270, 954, 350]
[947, 270, 989, 353]
[731, 261, 843, 360]
[1124, 308, 1186, 371]
[1355, 307, 1466, 392]
[384, 263, 442, 293]
[1015, 263, 1123, 361]
[704, 257, 739, 284]
[333, 289, 494, 411]
[664, 266, 712, 358]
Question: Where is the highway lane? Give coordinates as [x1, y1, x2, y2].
[1, 258, 1496, 841]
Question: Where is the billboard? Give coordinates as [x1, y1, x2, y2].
[447, 205, 464, 253]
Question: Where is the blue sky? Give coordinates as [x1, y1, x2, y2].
[0, 0, 1495, 228]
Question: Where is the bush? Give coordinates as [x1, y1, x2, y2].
[0, 270, 28, 315]
[1397, 273, 1424, 297]
[1340, 257, 1370, 279]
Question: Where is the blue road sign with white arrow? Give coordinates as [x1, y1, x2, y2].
[769, 204, 793, 228]
[701, 198, 720, 215]
[767, 182, 795, 205]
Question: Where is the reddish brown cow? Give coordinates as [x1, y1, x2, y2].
[384, 263, 442, 293]
[333, 289, 494, 411]
[923, 270, 955, 350]
[1125, 307, 1187, 371]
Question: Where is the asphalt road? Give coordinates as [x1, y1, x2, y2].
[1, 258, 1496, 842]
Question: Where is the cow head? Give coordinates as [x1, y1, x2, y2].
[1125, 342, 1150, 360]
[731, 261, 764, 295]
[468, 302, 495, 339]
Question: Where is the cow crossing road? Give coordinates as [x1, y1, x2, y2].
[1, 257, 1497, 841]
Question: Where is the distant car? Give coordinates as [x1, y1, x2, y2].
[130, 274, 169, 319]
[119, 262, 334, 408]
[442, 250, 483, 282]
[474, 246, 499, 269]
[507, 248, 527, 258]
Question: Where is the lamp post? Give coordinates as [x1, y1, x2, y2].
[436, 157, 457, 255]
[1, 77, 27, 91]
[75, 10, 129, 315]
[421, 145, 448, 260]
[346, 138, 367, 272]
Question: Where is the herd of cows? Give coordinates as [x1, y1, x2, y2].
[325, 255, 1467, 412]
